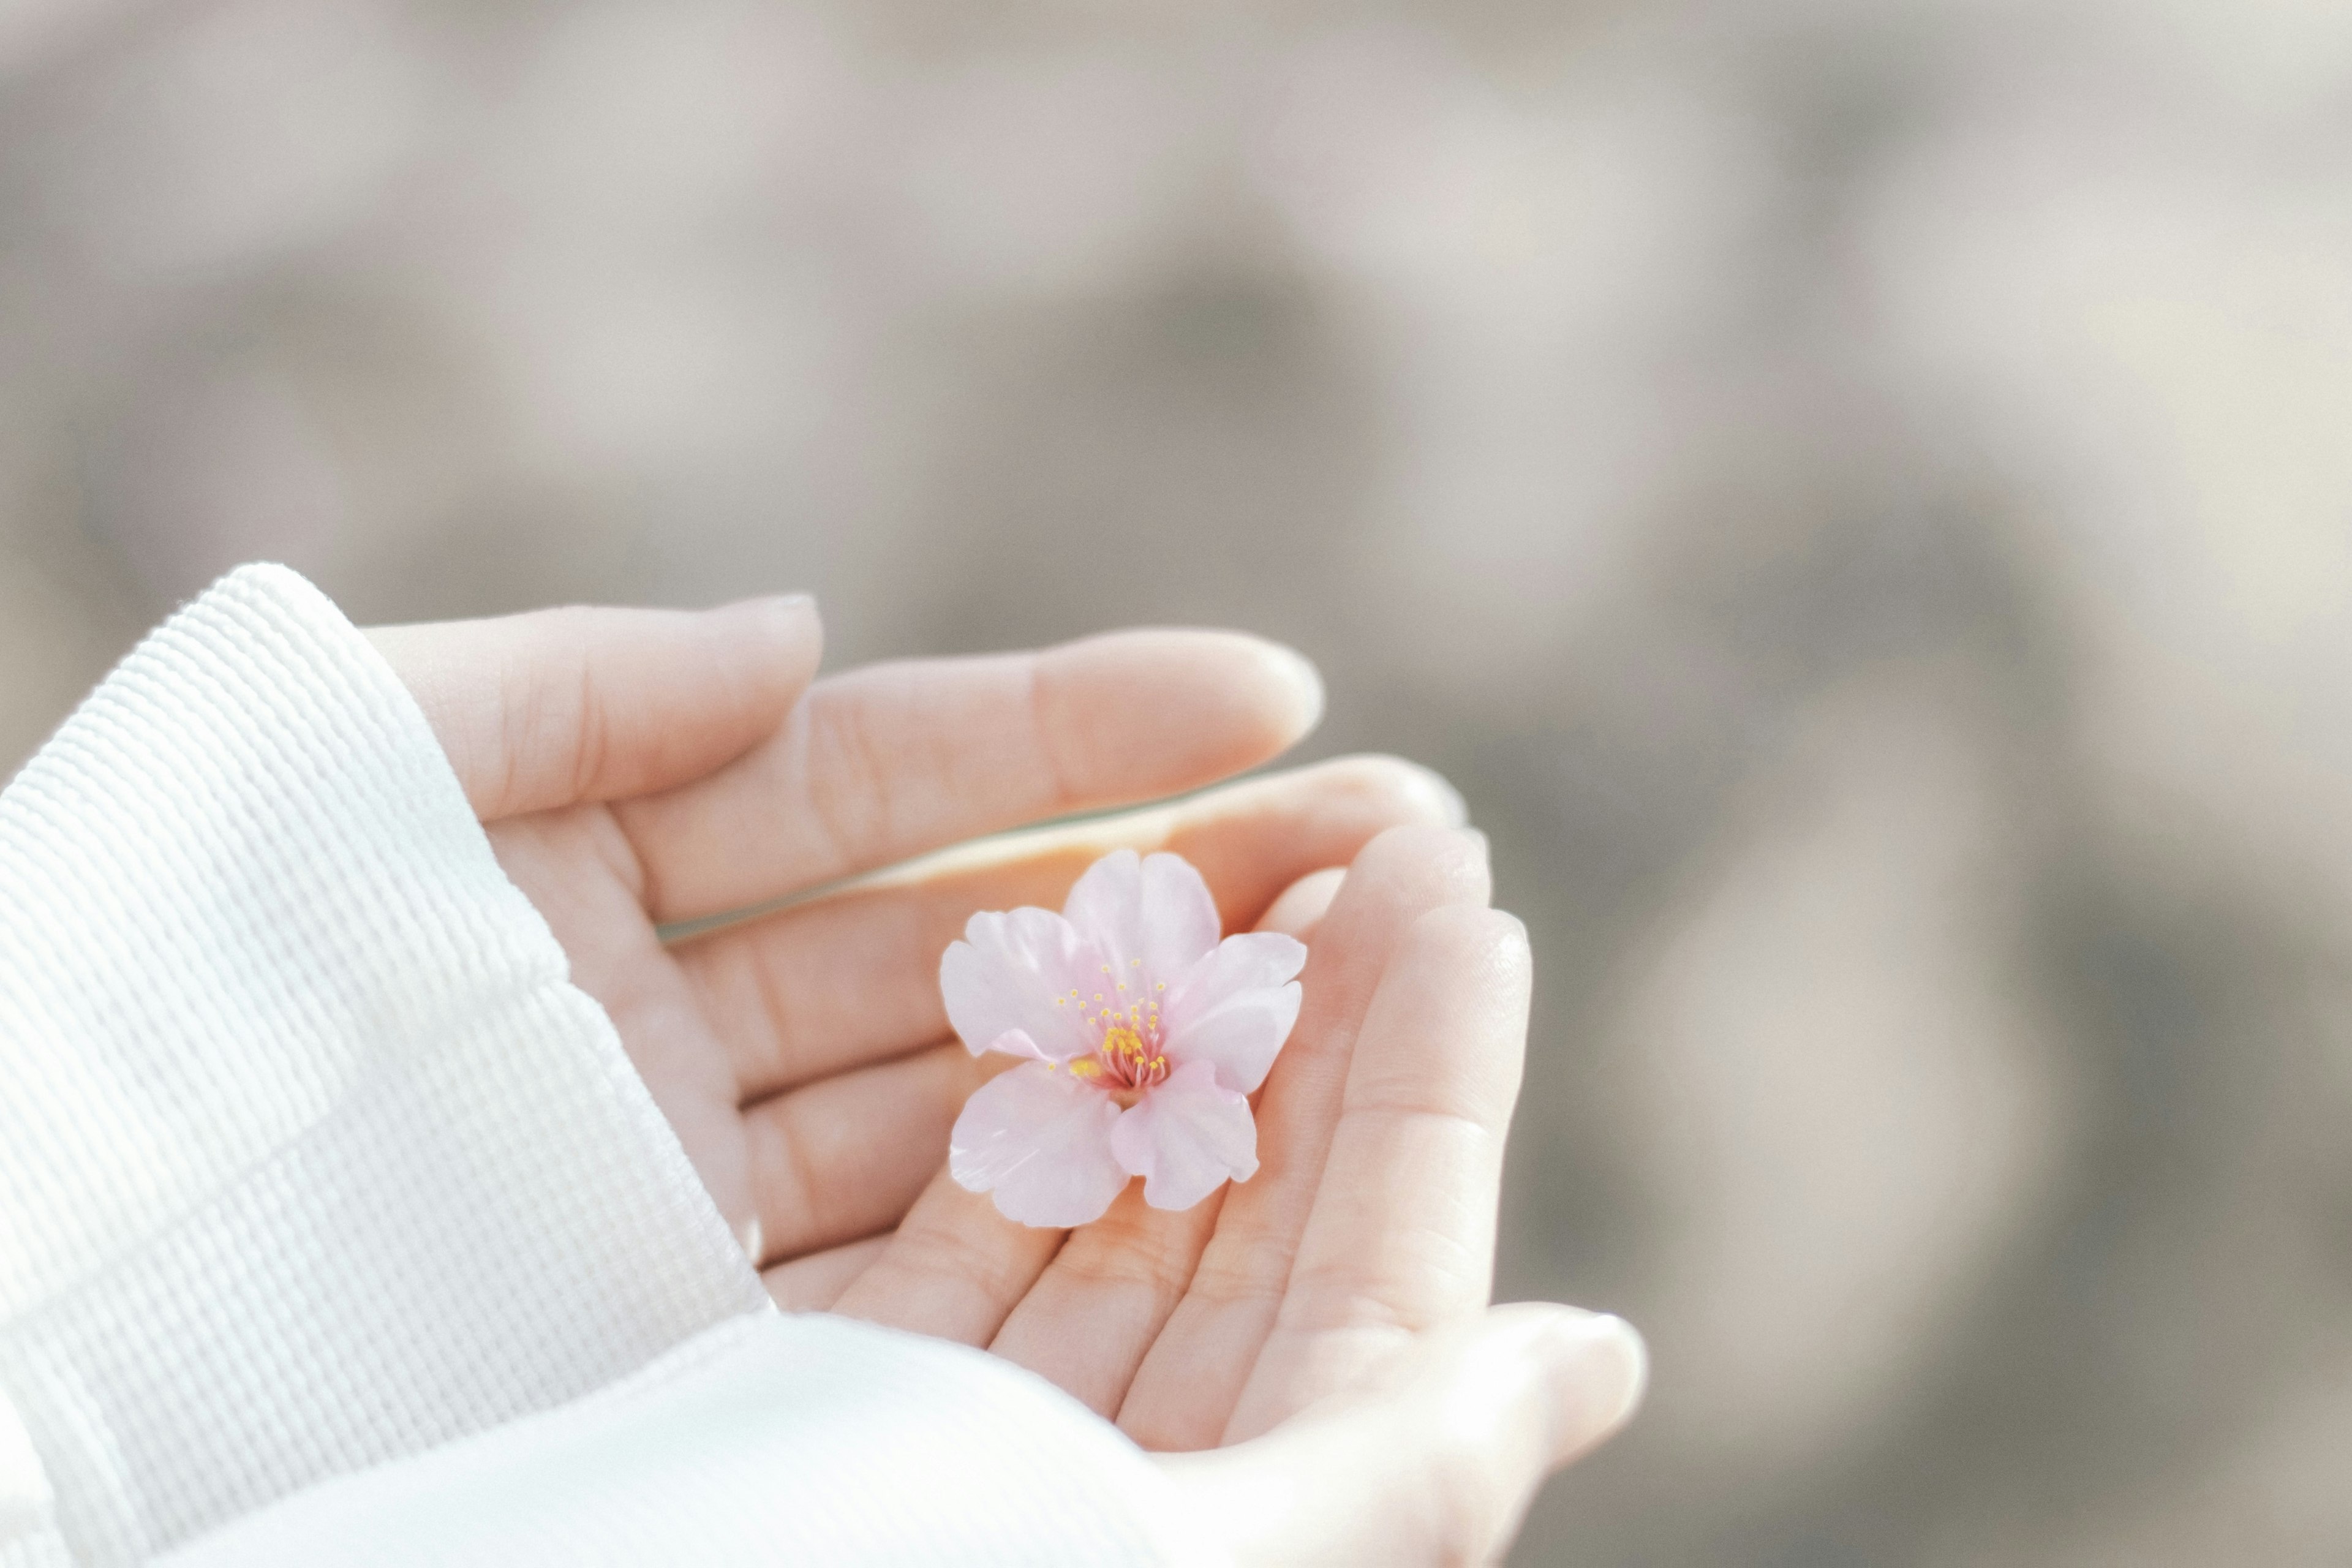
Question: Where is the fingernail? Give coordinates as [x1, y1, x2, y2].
[723, 594, 819, 646]
[1459, 827, 1490, 865]
[717, 591, 812, 623]
[1398, 764, 1470, 827]
[1266, 644, 1326, 737]
[1534, 1311, 1647, 1460]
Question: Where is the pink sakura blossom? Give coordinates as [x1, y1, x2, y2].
[942, 848, 1308, 1227]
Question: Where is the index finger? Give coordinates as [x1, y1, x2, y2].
[1115, 824, 1493, 1452]
[614, 630, 1326, 925]
[1224, 904, 1533, 1441]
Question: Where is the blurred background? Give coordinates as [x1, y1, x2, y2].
[5, 0, 2351, 1561]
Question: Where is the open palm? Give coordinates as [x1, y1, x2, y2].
[374, 595, 1637, 1563]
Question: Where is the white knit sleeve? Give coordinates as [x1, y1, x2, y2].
[0, 566, 1215, 1567]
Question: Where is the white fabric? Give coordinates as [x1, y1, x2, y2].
[0, 566, 1207, 1566]
[155, 1313, 1208, 1567]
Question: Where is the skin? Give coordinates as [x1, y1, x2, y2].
[369, 594, 1646, 1565]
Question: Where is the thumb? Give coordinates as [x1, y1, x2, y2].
[366, 596, 822, 822]
[1160, 1304, 1646, 1567]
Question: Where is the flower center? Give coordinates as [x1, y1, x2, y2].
[1093, 1023, 1169, 1091]
[1057, 962, 1172, 1100]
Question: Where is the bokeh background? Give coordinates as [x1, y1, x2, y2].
[7, 1, 2352, 1562]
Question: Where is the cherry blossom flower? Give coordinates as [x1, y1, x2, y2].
[941, 848, 1308, 1227]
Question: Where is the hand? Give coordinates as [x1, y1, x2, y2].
[367, 595, 1454, 1292]
[1142, 846, 1647, 1565]
[370, 596, 1645, 1564]
[827, 822, 1646, 1565]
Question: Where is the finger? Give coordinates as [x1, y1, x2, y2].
[685, 755, 1462, 1104]
[763, 1234, 892, 1311]
[741, 1042, 993, 1265]
[830, 1169, 1065, 1345]
[986, 1186, 1224, 1416]
[978, 867, 1351, 1416]
[369, 596, 821, 823]
[1257, 867, 1346, 943]
[1227, 905, 1532, 1439]
[614, 628, 1326, 924]
[1119, 824, 1491, 1452]
[1159, 1305, 1646, 1568]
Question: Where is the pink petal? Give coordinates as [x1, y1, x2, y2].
[977, 1028, 1048, 1062]
[1062, 849, 1222, 981]
[941, 906, 1098, 1061]
[1158, 932, 1308, 1094]
[949, 1063, 1130, 1227]
[1108, 1060, 1260, 1211]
